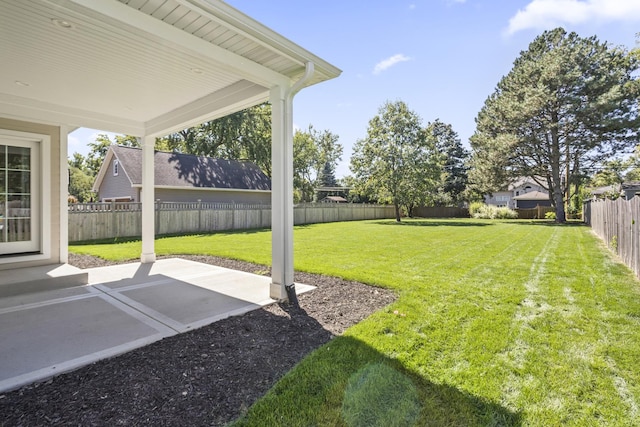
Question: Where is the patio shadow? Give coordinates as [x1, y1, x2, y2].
[235, 334, 521, 426]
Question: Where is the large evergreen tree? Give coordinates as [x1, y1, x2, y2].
[469, 28, 639, 222]
[426, 119, 469, 206]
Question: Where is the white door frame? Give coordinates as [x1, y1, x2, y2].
[0, 129, 50, 263]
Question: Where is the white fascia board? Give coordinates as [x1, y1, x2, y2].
[65, 0, 290, 89]
[145, 80, 268, 137]
[91, 147, 116, 192]
[0, 93, 145, 136]
[132, 184, 270, 194]
[186, 0, 342, 80]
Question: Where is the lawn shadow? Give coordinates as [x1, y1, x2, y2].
[504, 219, 587, 227]
[235, 334, 521, 426]
[373, 219, 493, 227]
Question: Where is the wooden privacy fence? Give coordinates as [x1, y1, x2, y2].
[68, 201, 395, 242]
[516, 205, 555, 219]
[584, 198, 640, 279]
[411, 206, 469, 218]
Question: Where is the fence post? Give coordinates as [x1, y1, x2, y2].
[197, 199, 202, 232]
[155, 200, 160, 235]
[111, 200, 117, 237]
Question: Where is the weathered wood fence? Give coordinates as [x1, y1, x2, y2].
[584, 198, 640, 279]
[68, 201, 395, 242]
[516, 205, 556, 219]
[412, 206, 469, 218]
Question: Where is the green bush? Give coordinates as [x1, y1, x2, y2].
[496, 207, 519, 219]
[468, 202, 485, 217]
[545, 211, 556, 220]
[470, 203, 518, 219]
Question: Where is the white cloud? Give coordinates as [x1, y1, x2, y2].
[506, 0, 640, 35]
[373, 54, 412, 75]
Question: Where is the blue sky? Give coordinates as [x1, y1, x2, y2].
[69, 0, 640, 178]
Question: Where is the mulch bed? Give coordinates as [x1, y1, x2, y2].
[0, 254, 396, 426]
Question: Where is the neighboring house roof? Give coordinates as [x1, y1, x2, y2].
[590, 184, 621, 196]
[622, 181, 640, 190]
[93, 146, 270, 192]
[507, 176, 548, 192]
[512, 191, 550, 201]
[321, 196, 347, 203]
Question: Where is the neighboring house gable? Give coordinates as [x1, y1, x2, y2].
[484, 177, 551, 209]
[93, 146, 271, 204]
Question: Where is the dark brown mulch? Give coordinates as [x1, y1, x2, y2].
[0, 254, 396, 426]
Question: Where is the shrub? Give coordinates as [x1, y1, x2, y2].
[468, 202, 485, 217]
[496, 207, 519, 219]
[545, 211, 556, 220]
[470, 203, 518, 219]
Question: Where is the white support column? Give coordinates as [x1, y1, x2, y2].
[270, 85, 294, 300]
[140, 136, 156, 263]
[59, 126, 69, 263]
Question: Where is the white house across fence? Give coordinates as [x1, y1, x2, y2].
[584, 198, 640, 280]
[68, 201, 396, 242]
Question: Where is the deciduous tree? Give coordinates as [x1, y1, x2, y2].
[165, 103, 272, 176]
[293, 126, 342, 202]
[350, 100, 441, 221]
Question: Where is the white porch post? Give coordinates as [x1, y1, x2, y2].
[140, 136, 156, 263]
[270, 85, 294, 300]
[59, 126, 69, 263]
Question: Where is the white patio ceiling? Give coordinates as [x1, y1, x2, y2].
[0, 0, 341, 137]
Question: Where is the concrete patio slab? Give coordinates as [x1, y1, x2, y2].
[0, 258, 314, 393]
[0, 264, 88, 297]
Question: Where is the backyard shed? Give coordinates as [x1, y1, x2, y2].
[0, 0, 341, 300]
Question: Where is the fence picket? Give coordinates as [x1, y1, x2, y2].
[584, 198, 640, 279]
[68, 202, 397, 242]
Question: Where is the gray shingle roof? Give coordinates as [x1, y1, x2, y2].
[112, 145, 271, 191]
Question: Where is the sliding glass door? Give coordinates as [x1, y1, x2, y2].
[0, 137, 40, 255]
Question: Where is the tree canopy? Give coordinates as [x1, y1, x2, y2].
[469, 28, 640, 221]
[164, 103, 272, 176]
[293, 126, 342, 203]
[426, 119, 469, 207]
[350, 100, 441, 221]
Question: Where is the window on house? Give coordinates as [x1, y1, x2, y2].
[515, 191, 520, 196]
[113, 159, 119, 176]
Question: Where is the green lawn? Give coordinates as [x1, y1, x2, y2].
[70, 219, 640, 426]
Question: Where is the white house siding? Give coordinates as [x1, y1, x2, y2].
[485, 180, 549, 209]
[0, 118, 60, 270]
[485, 191, 514, 208]
[97, 157, 138, 201]
[155, 188, 270, 204]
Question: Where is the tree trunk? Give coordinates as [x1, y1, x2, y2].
[394, 204, 401, 222]
[550, 114, 566, 223]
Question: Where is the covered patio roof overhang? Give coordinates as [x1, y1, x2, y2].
[0, 0, 341, 301]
